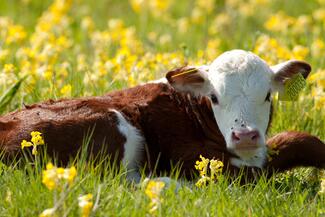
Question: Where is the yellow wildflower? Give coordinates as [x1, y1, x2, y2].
[145, 180, 165, 200]
[177, 17, 190, 34]
[159, 34, 171, 46]
[21, 140, 33, 149]
[195, 0, 215, 14]
[31, 131, 45, 145]
[145, 180, 165, 215]
[254, 35, 292, 64]
[42, 162, 77, 190]
[42, 163, 58, 190]
[57, 166, 77, 185]
[308, 69, 325, 86]
[78, 194, 93, 217]
[129, 0, 172, 16]
[195, 155, 210, 176]
[60, 84, 72, 97]
[209, 13, 232, 36]
[206, 39, 221, 61]
[150, 0, 171, 14]
[39, 208, 56, 217]
[5, 189, 12, 203]
[195, 155, 224, 187]
[77, 54, 87, 71]
[293, 15, 312, 34]
[195, 176, 211, 188]
[21, 131, 45, 155]
[81, 16, 95, 33]
[191, 8, 205, 24]
[129, 0, 145, 13]
[313, 8, 325, 21]
[5, 24, 27, 44]
[67, 166, 77, 184]
[210, 159, 224, 181]
[0, 49, 9, 61]
[3, 64, 15, 74]
[292, 45, 309, 60]
[264, 12, 294, 32]
[315, 96, 325, 110]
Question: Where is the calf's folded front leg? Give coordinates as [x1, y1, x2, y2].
[265, 131, 325, 173]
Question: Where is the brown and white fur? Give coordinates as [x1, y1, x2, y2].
[0, 50, 324, 183]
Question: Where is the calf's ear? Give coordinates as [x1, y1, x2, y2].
[270, 60, 311, 100]
[166, 65, 212, 96]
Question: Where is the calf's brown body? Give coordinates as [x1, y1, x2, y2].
[0, 82, 324, 179]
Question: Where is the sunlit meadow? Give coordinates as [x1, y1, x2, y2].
[0, 0, 324, 216]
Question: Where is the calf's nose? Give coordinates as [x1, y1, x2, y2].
[231, 130, 259, 148]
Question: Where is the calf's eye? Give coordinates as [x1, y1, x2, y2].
[210, 94, 219, 104]
[265, 91, 271, 102]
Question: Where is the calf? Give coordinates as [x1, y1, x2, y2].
[0, 50, 324, 182]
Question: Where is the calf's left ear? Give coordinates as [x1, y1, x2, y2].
[270, 60, 311, 100]
[166, 66, 212, 96]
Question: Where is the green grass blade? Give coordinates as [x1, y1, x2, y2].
[0, 76, 27, 113]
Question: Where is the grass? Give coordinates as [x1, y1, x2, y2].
[0, 0, 324, 216]
[0, 154, 324, 216]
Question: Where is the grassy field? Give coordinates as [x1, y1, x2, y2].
[0, 0, 324, 216]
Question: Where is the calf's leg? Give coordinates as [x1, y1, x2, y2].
[265, 131, 325, 173]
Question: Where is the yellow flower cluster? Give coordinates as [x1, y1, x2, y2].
[0, 0, 73, 96]
[21, 131, 45, 155]
[254, 35, 309, 64]
[78, 194, 94, 217]
[60, 84, 72, 97]
[40, 162, 94, 217]
[0, 17, 27, 45]
[129, 0, 172, 17]
[264, 11, 295, 33]
[195, 155, 210, 177]
[145, 180, 165, 215]
[195, 155, 224, 188]
[42, 162, 77, 190]
[210, 159, 224, 181]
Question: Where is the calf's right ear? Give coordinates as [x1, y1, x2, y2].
[271, 60, 311, 83]
[270, 60, 311, 100]
[166, 66, 212, 96]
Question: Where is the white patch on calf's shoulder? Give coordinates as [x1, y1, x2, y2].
[110, 109, 144, 183]
[147, 77, 168, 84]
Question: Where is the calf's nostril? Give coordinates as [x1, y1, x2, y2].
[250, 131, 259, 141]
[232, 132, 240, 141]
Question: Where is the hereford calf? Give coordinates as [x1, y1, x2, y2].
[0, 50, 324, 182]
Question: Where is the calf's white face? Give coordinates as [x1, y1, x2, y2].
[167, 50, 311, 168]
